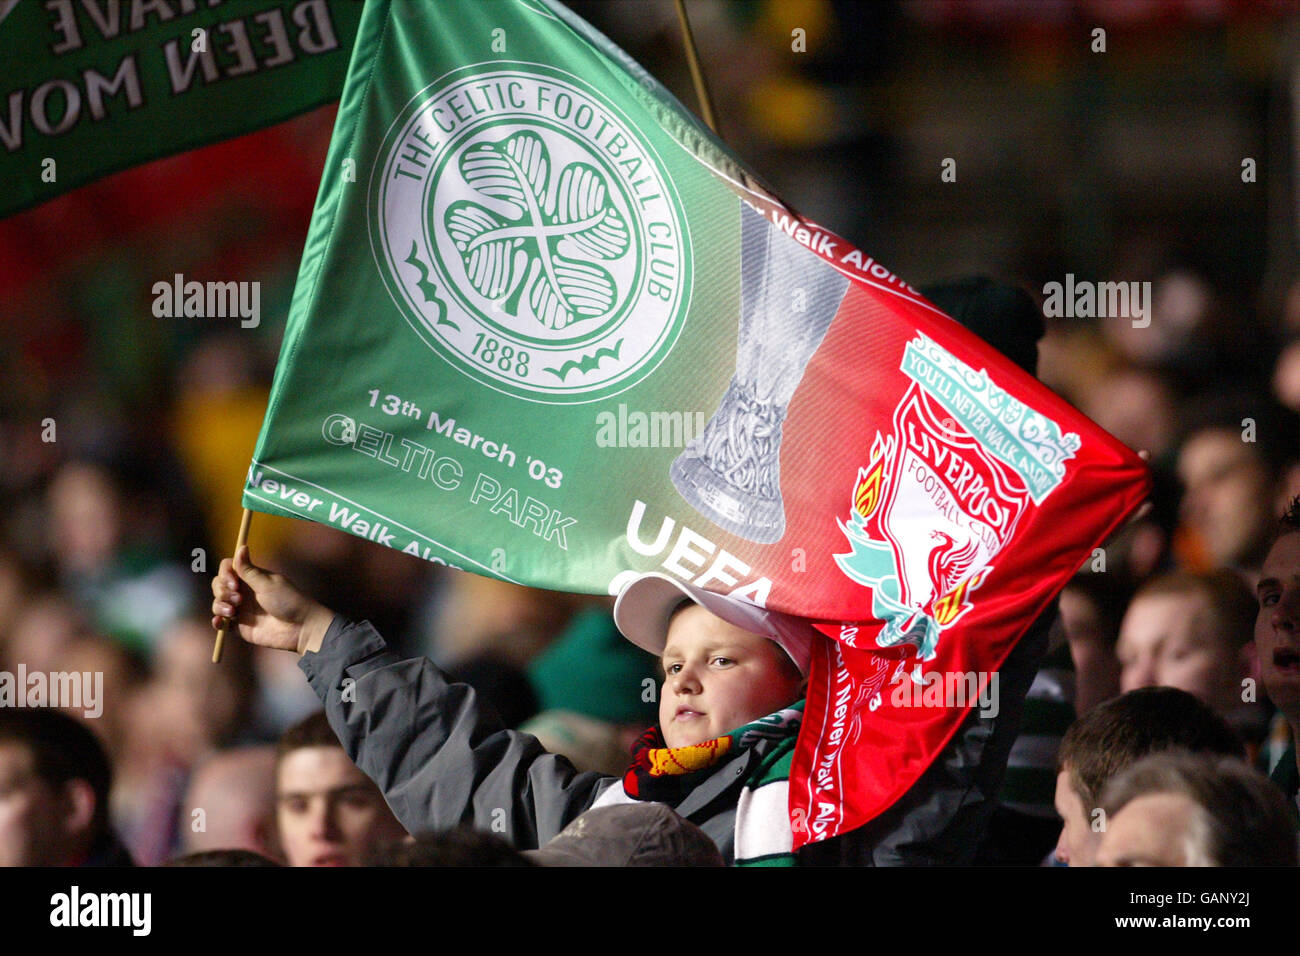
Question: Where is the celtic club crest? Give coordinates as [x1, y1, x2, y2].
[834, 334, 1080, 672]
[371, 64, 691, 402]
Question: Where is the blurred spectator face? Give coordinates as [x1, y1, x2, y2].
[1273, 340, 1300, 413]
[1116, 591, 1248, 715]
[1177, 429, 1274, 569]
[58, 636, 141, 759]
[182, 747, 280, 860]
[0, 551, 26, 647]
[5, 596, 86, 673]
[1094, 792, 1200, 867]
[47, 462, 122, 576]
[178, 333, 255, 392]
[0, 741, 88, 866]
[1081, 369, 1175, 460]
[276, 746, 405, 867]
[1052, 768, 1100, 867]
[252, 646, 324, 738]
[150, 620, 250, 761]
[1102, 270, 1208, 366]
[1257, 531, 1300, 722]
[1059, 585, 1121, 715]
[432, 576, 578, 669]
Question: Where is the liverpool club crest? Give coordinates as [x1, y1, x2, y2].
[835, 334, 1080, 672]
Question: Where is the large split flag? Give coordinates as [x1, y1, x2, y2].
[245, 0, 1150, 847]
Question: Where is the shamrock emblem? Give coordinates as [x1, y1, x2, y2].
[445, 130, 631, 331]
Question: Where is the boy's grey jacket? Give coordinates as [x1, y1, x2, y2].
[298, 617, 771, 862]
[299, 603, 1054, 865]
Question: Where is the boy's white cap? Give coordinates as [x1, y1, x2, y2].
[612, 572, 814, 676]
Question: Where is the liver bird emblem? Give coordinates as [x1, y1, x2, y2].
[927, 531, 979, 599]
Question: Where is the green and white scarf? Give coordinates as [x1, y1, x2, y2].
[606, 701, 804, 866]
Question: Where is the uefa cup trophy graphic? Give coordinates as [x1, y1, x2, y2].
[671, 203, 850, 543]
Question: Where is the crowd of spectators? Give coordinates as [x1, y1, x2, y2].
[2, 264, 1296, 867]
[2, 1, 1300, 868]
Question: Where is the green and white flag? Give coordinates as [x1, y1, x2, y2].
[0, 0, 362, 217]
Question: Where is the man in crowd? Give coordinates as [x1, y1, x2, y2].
[1053, 686, 1243, 866]
[1115, 569, 1262, 744]
[1096, 751, 1296, 866]
[1176, 396, 1298, 576]
[180, 745, 281, 861]
[1257, 496, 1300, 813]
[274, 711, 408, 867]
[0, 708, 133, 866]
